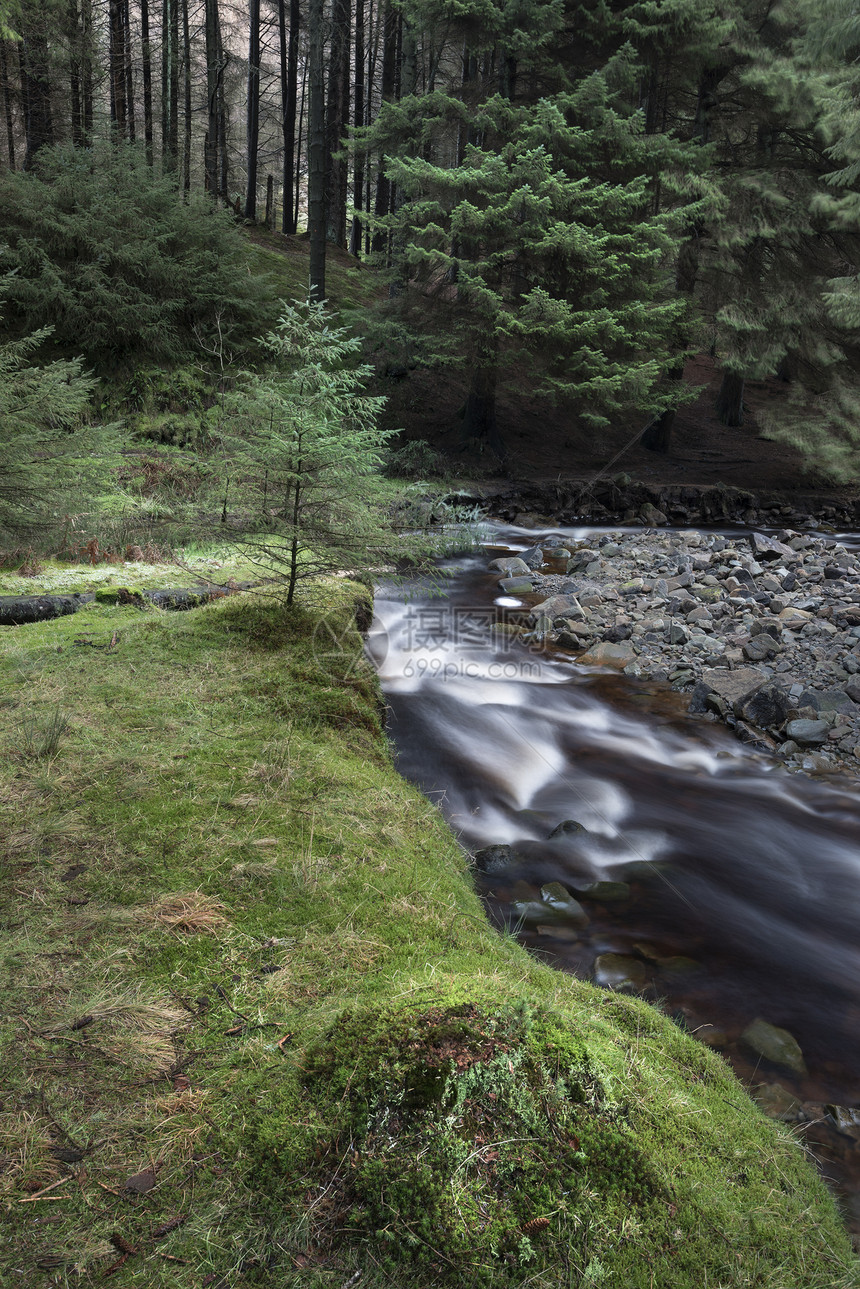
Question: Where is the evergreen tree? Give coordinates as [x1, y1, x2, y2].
[0, 314, 118, 545]
[0, 142, 273, 366]
[364, 30, 709, 452]
[217, 298, 396, 605]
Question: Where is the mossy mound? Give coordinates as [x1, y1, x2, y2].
[236, 991, 858, 1287]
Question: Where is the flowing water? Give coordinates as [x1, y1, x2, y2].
[368, 526, 860, 1227]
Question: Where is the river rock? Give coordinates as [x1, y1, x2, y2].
[751, 533, 795, 562]
[548, 820, 588, 839]
[578, 640, 637, 669]
[784, 718, 830, 746]
[572, 880, 631, 903]
[488, 556, 530, 575]
[519, 545, 545, 569]
[473, 844, 516, 875]
[778, 607, 813, 630]
[741, 1018, 807, 1076]
[539, 882, 590, 925]
[530, 594, 582, 620]
[593, 953, 651, 993]
[753, 1082, 803, 1121]
[734, 682, 794, 730]
[700, 667, 766, 706]
[498, 576, 534, 594]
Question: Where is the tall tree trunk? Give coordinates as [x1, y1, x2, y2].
[68, 0, 82, 147]
[20, 27, 53, 169]
[348, 0, 364, 255]
[265, 172, 274, 226]
[81, 0, 93, 140]
[204, 0, 220, 196]
[163, 0, 179, 170]
[216, 7, 229, 200]
[307, 0, 326, 298]
[245, 0, 261, 219]
[141, 0, 154, 161]
[278, 0, 299, 234]
[109, 0, 127, 136]
[123, 0, 136, 141]
[169, 0, 180, 167]
[294, 54, 305, 231]
[0, 40, 15, 166]
[371, 0, 398, 260]
[182, 0, 191, 189]
[324, 0, 350, 246]
[462, 355, 504, 459]
[715, 370, 745, 426]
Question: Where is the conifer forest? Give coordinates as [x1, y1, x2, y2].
[4, 0, 860, 480]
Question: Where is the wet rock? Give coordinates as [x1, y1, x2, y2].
[640, 502, 667, 525]
[488, 556, 530, 575]
[741, 1017, 807, 1076]
[593, 953, 651, 993]
[473, 844, 516, 875]
[539, 882, 590, 925]
[825, 1104, 860, 1140]
[734, 682, 794, 730]
[498, 576, 534, 594]
[753, 1083, 803, 1121]
[548, 819, 588, 839]
[573, 880, 631, 903]
[578, 640, 637, 669]
[784, 718, 830, 746]
[519, 545, 545, 569]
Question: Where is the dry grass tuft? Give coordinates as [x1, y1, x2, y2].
[0, 1110, 58, 1198]
[148, 890, 230, 934]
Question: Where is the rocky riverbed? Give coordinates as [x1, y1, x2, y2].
[488, 524, 860, 779]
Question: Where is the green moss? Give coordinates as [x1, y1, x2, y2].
[0, 583, 856, 1288]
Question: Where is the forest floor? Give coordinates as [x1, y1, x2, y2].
[382, 353, 856, 502]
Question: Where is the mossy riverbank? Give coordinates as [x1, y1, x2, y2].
[1, 582, 857, 1287]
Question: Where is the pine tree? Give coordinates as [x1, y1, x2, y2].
[363, 28, 709, 452]
[217, 298, 395, 605]
[0, 314, 117, 545]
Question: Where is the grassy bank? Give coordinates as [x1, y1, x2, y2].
[1, 582, 857, 1288]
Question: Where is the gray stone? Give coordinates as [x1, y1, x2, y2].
[519, 545, 545, 569]
[743, 635, 784, 661]
[498, 576, 534, 594]
[488, 556, 530, 575]
[734, 682, 794, 730]
[573, 880, 631, 903]
[753, 1083, 802, 1121]
[751, 532, 795, 562]
[593, 953, 651, 992]
[741, 1017, 807, 1076]
[578, 640, 638, 669]
[529, 594, 581, 620]
[640, 502, 667, 525]
[784, 718, 830, 746]
[700, 666, 765, 705]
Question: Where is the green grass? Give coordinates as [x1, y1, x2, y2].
[0, 581, 857, 1288]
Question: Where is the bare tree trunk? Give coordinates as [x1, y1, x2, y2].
[0, 40, 15, 166]
[182, 0, 191, 190]
[324, 0, 350, 246]
[348, 0, 364, 255]
[265, 172, 274, 226]
[68, 0, 82, 146]
[715, 370, 745, 426]
[81, 0, 93, 140]
[141, 0, 154, 161]
[109, 0, 127, 135]
[294, 53, 305, 230]
[371, 0, 397, 260]
[307, 0, 326, 298]
[245, 0, 261, 219]
[217, 8, 229, 201]
[278, 0, 299, 234]
[20, 26, 53, 169]
[123, 0, 136, 141]
[204, 0, 220, 195]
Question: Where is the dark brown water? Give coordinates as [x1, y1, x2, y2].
[369, 527, 860, 1229]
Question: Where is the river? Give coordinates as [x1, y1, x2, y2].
[368, 525, 860, 1231]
